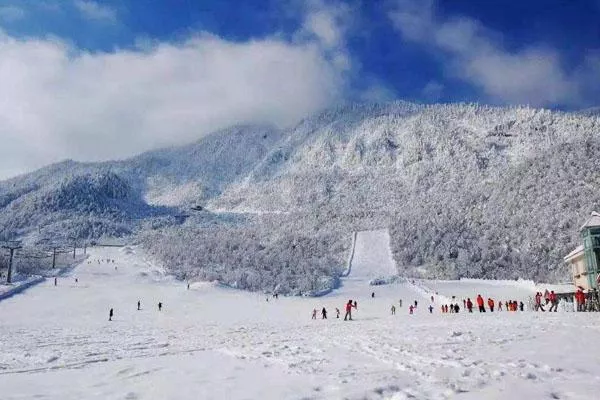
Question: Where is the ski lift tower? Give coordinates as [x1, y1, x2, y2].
[1, 241, 23, 284]
[580, 212, 600, 290]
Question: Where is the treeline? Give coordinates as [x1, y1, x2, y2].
[138, 217, 350, 295]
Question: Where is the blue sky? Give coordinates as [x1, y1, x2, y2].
[0, 0, 599, 178]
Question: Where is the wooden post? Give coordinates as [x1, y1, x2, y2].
[7, 248, 15, 284]
[2, 243, 22, 284]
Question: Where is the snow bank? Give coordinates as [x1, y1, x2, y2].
[0, 276, 44, 301]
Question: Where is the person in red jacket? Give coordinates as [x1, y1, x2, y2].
[466, 298, 473, 313]
[575, 289, 586, 312]
[487, 298, 495, 312]
[476, 295, 485, 312]
[535, 292, 545, 312]
[548, 291, 558, 312]
[344, 299, 357, 321]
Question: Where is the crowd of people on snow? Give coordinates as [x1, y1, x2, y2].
[574, 287, 600, 311]
[312, 299, 358, 321]
[439, 295, 525, 314]
[309, 286, 600, 321]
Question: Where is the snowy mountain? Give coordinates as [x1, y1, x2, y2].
[0, 125, 282, 242]
[2, 102, 600, 287]
[211, 102, 600, 282]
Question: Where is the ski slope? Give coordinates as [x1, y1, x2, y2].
[333, 229, 408, 297]
[350, 229, 398, 280]
[1, 239, 600, 399]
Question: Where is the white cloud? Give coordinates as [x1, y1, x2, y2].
[0, 31, 349, 179]
[389, 0, 586, 106]
[422, 80, 444, 101]
[0, 5, 25, 22]
[73, 0, 116, 23]
[300, 0, 353, 72]
[302, 1, 347, 50]
[358, 81, 397, 102]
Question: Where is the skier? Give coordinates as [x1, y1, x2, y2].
[312, 309, 317, 320]
[372, 292, 375, 298]
[498, 301, 503, 311]
[519, 301, 524, 311]
[137, 300, 141, 311]
[109, 308, 114, 321]
[487, 298, 495, 312]
[75, 278, 78, 284]
[158, 302, 162, 311]
[409, 305, 414, 314]
[463, 299, 466, 308]
[476, 295, 485, 312]
[353, 300, 358, 309]
[428, 305, 433, 314]
[548, 291, 558, 312]
[344, 300, 356, 321]
[399, 299, 403, 308]
[535, 292, 545, 312]
[321, 307, 327, 319]
[414, 300, 418, 308]
[336, 308, 340, 318]
[391, 305, 396, 315]
[54, 277, 57, 286]
[430, 295, 434, 303]
[187, 283, 190, 290]
[453, 304, 460, 313]
[466, 298, 473, 313]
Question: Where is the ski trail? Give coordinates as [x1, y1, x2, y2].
[350, 229, 397, 280]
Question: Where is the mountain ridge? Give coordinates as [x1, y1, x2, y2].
[2, 101, 599, 286]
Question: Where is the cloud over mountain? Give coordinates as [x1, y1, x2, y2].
[0, 10, 351, 179]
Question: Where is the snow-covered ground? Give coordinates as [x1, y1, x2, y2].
[1, 232, 599, 399]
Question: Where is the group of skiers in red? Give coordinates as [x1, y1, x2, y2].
[442, 295, 524, 313]
[314, 289, 572, 321]
[312, 300, 359, 320]
[534, 290, 559, 312]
